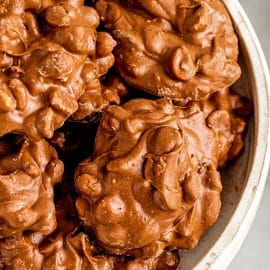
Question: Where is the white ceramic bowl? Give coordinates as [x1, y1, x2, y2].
[178, 1, 270, 269]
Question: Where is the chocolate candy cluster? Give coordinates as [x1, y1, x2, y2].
[0, 0, 252, 269]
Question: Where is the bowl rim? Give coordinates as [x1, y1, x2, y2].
[190, 1, 270, 269]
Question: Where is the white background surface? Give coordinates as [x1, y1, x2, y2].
[229, 1, 270, 269]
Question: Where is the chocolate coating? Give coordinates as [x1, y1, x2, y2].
[72, 75, 128, 121]
[43, 185, 178, 270]
[0, 0, 252, 268]
[195, 88, 252, 166]
[0, 185, 178, 270]
[0, 0, 124, 140]
[40, 232, 116, 270]
[0, 138, 63, 238]
[0, 233, 44, 270]
[75, 98, 230, 256]
[115, 251, 179, 270]
[0, 232, 178, 270]
[96, 0, 240, 100]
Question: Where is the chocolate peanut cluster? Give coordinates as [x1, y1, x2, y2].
[0, 0, 125, 140]
[75, 97, 242, 256]
[0, 137, 63, 238]
[96, 0, 240, 100]
[0, 185, 179, 269]
[0, 0, 252, 269]
[0, 232, 178, 269]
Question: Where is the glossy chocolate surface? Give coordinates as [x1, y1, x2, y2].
[75, 96, 249, 257]
[96, 0, 240, 100]
[0, 0, 252, 269]
[0, 0, 124, 140]
[0, 137, 63, 238]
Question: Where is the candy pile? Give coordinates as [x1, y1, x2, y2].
[0, 0, 252, 269]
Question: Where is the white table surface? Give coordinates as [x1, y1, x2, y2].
[229, 1, 270, 269]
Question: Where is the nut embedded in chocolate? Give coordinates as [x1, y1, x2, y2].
[0, 138, 63, 238]
[0, 182, 179, 270]
[0, 231, 179, 270]
[195, 88, 252, 166]
[0, 0, 252, 269]
[75, 98, 230, 257]
[96, 0, 241, 100]
[0, 1, 124, 140]
[72, 75, 128, 121]
[0, 233, 44, 270]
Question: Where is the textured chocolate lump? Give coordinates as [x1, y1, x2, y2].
[95, 0, 240, 100]
[0, 0, 252, 269]
[0, 184, 178, 270]
[0, 0, 124, 140]
[0, 232, 178, 269]
[75, 98, 226, 257]
[0, 138, 63, 238]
